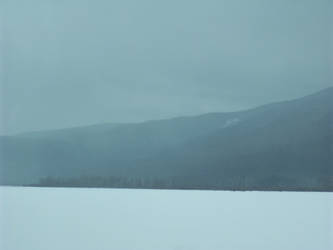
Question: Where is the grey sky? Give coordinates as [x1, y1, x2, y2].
[1, 0, 332, 134]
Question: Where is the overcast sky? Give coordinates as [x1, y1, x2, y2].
[1, 0, 332, 134]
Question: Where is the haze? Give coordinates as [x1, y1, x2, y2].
[1, 0, 332, 135]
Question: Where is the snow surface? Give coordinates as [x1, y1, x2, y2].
[0, 187, 332, 250]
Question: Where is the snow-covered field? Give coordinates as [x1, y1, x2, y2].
[0, 187, 332, 250]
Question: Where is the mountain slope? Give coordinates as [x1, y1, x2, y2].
[1, 88, 332, 191]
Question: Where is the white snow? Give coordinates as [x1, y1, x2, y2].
[222, 118, 241, 128]
[0, 187, 332, 250]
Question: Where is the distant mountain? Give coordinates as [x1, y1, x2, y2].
[1, 88, 332, 191]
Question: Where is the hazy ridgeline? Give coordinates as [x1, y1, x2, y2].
[1, 88, 332, 191]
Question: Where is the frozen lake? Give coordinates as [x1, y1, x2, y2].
[0, 187, 332, 250]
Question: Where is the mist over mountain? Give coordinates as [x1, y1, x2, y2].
[0, 88, 332, 191]
[2, 0, 332, 135]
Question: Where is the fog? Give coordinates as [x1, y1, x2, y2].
[1, 0, 332, 134]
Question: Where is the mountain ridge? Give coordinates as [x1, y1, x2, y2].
[1, 87, 332, 191]
[10, 86, 333, 137]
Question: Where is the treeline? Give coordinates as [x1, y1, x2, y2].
[34, 175, 333, 191]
